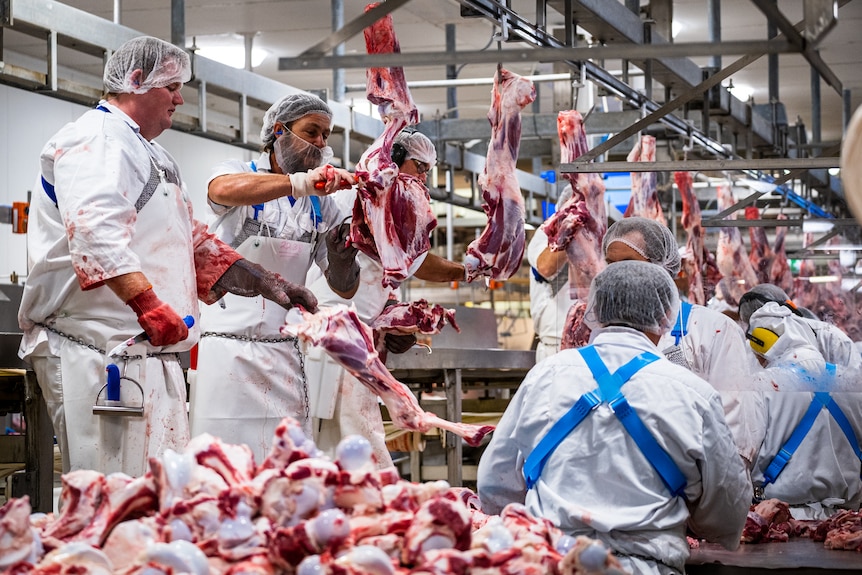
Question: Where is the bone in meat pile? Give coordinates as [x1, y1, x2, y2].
[0, 418, 631, 575]
[286, 304, 492, 447]
[349, 3, 436, 289]
[624, 135, 664, 222]
[541, 110, 607, 348]
[463, 68, 536, 282]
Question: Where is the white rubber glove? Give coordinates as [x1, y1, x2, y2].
[289, 166, 355, 197]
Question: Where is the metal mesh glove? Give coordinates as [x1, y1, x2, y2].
[126, 287, 189, 346]
[215, 259, 319, 312]
[324, 222, 360, 293]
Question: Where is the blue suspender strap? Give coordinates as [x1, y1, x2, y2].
[670, 301, 693, 346]
[820, 395, 862, 470]
[761, 392, 831, 486]
[310, 196, 323, 228]
[41, 176, 58, 206]
[523, 390, 601, 489]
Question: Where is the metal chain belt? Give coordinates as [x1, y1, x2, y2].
[36, 322, 178, 360]
[201, 331, 310, 423]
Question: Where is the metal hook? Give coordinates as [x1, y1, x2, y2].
[415, 343, 432, 355]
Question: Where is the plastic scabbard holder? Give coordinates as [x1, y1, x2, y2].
[92, 363, 145, 417]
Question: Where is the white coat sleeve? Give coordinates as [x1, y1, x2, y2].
[686, 391, 753, 550]
[476, 373, 533, 515]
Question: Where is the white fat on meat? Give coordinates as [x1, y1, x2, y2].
[401, 496, 471, 564]
[128, 540, 209, 575]
[464, 68, 536, 282]
[0, 496, 43, 568]
[35, 541, 114, 575]
[184, 433, 256, 487]
[101, 517, 161, 572]
[284, 304, 495, 447]
[41, 470, 106, 542]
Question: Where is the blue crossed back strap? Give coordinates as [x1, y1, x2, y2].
[670, 301, 694, 346]
[762, 380, 862, 487]
[523, 345, 687, 498]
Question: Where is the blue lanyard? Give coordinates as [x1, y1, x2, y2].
[249, 160, 322, 227]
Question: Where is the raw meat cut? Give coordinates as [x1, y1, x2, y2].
[370, 299, 459, 335]
[541, 110, 607, 348]
[285, 304, 494, 447]
[715, 182, 759, 306]
[0, 420, 632, 574]
[463, 68, 536, 282]
[624, 135, 664, 222]
[349, 3, 436, 289]
[746, 206, 776, 284]
[770, 213, 794, 292]
[812, 509, 862, 550]
[675, 171, 707, 305]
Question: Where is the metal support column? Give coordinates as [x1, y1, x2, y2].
[171, 0, 185, 48]
[446, 23, 457, 119]
[843, 88, 853, 131]
[332, 0, 345, 102]
[113, 0, 122, 24]
[708, 0, 722, 71]
[767, 1, 779, 103]
[443, 368, 463, 486]
[811, 65, 822, 157]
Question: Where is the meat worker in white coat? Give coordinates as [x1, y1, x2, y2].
[190, 93, 360, 461]
[746, 302, 862, 519]
[307, 129, 467, 467]
[602, 216, 764, 469]
[477, 261, 750, 575]
[528, 185, 576, 362]
[18, 37, 317, 477]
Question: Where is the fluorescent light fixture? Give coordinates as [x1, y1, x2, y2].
[728, 83, 753, 101]
[806, 275, 840, 283]
[802, 219, 834, 233]
[671, 20, 683, 38]
[195, 45, 268, 69]
[829, 167, 840, 176]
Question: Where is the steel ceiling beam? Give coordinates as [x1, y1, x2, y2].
[279, 39, 796, 70]
[298, 0, 413, 58]
[560, 157, 840, 173]
[749, 0, 843, 95]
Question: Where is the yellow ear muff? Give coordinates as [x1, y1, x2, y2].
[747, 327, 780, 354]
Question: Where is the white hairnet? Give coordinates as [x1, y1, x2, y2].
[394, 130, 437, 165]
[260, 93, 332, 151]
[103, 36, 191, 95]
[738, 283, 792, 324]
[602, 217, 681, 276]
[584, 260, 680, 335]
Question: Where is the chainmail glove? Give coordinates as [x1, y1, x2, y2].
[215, 259, 319, 312]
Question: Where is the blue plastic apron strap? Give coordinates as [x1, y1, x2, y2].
[248, 161, 265, 220]
[580, 345, 688, 498]
[670, 301, 693, 346]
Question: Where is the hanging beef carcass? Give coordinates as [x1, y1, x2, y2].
[675, 171, 707, 305]
[624, 135, 664, 222]
[542, 110, 607, 348]
[286, 304, 493, 447]
[770, 213, 795, 292]
[463, 68, 536, 282]
[350, 3, 437, 289]
[715, 182, 759, 306]
[746, 206, 777, 284]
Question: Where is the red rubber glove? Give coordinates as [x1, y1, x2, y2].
[126, 287, 189, 346]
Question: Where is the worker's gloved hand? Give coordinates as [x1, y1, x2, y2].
[215, 258, 319, 313]
[289, 165, 355, 197]
[126, 287, 189, 346]
[384, 332, 417, 354]
[325, 222, 360, 293]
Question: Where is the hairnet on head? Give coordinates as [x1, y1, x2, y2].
[602, 217, 681, 276]
[394, 130, 437, 165]
[260, 93, 332, 151]
[584, 260, 680, 335]
[103, 36, 191, 95]
[738, 283, 792, 324]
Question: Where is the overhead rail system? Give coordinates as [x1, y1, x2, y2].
[0, 0, 854, 227]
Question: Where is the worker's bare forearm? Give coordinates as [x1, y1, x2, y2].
[535, 247, 568, 279]
[104, 272, 152, 303]
[208, 172, 294, 206]
[414, 253, 466, 282]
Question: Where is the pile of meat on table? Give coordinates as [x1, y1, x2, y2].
[0, 417, 630, 575]
[695, 498, 862, 550]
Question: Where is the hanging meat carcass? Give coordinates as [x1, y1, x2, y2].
[350, 3, 437, 289]
[624, 135, 664, 222]
[675, 171, 707, 305]
[715, 182, 759, 306]
[746, 206, 777, 285]
[542, 110, 607, 348]
[463, 68, 536, 282]
[370, 299, 460, 335]
[770, 213, 795, 292]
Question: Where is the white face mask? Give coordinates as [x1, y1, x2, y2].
[274, 128, 334, 173]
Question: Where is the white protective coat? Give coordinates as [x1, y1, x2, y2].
[18, 101, 222, 476]
[748, 303, 862, 518]
[660, 303, 766, 466]
[190, 153, 344, 461]
[477, 327, 751, 575]
[527, 228, 575, 362]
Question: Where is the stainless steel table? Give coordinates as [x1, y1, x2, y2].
[386, 347, 534, 486]
[687, 539, 862, 573]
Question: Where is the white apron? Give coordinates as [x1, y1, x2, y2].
[28, 159, 196, 477]
[191, 218, 315, 462]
